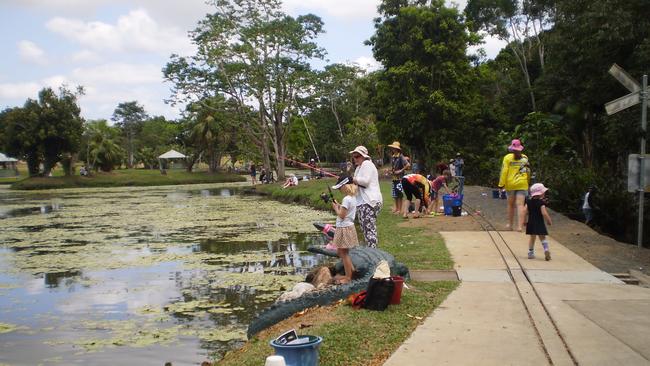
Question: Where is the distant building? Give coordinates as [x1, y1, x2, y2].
[0, 152, 19, 177]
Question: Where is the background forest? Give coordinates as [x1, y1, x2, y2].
[2, 0, 650, 246]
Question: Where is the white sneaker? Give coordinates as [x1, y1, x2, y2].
[528, 251, 535, 259]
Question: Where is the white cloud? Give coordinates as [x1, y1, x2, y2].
[18, 40, 47, 65]
[71, 63, 162, 85]
[46, 9, 194, 56]
[469, 34, 508, 59]
[42, 75, 70, 88]
[71, 49, 101, 63]
[5, 0, 211, 29]
[283, 0, 378, 19]
[0, 81, 42, 99]
[352, 56, 381, 72]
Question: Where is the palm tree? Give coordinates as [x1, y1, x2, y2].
[85, 121, 125, 172]
[191, 114, 220, 173]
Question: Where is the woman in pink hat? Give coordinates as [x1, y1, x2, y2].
[497, 139, 531, 231]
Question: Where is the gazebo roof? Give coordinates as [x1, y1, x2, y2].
[158, 150, 186, 159]
[0, 152, 18, 162]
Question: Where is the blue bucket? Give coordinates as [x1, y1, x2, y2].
[492, 189, 500, 199]
[270, 335, 322, 366]
[443, 194, 463, 216]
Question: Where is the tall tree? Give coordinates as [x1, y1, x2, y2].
[136, 116, 181, 169]
[112, 101, 148, 169]
[185, 96, 245, 173]
[84, 120, 125, 172]
[318, 63, 363, 139]
[368, 0, 479, 168]
[0, 87, 84, 176]
[164, 0, 325, 179]
[465, 0, 554, 111]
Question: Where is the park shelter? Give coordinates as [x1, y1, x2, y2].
[158, 150, 187, 171]
[0, 152, 19, 177]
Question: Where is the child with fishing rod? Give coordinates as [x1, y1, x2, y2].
[326, 176, 359, 285]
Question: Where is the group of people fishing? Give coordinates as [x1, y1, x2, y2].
[263, 137, 557, 285]
[322, 142, 466, 284]
[386, 141, 463, 219]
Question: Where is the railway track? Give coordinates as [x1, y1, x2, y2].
[462, 199, 579, 366]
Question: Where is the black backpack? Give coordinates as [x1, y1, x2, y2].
[362, 277, 395, 311]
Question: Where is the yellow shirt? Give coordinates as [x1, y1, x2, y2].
[498, 153, 530, 191]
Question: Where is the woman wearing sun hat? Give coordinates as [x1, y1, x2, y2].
[350, 146, 383, 248]
[498, 139, 531, 231]
[388, 141, 410, 215]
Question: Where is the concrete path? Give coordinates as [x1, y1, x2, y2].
[384, 231, 650, 366]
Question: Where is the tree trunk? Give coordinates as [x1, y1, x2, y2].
[127, 131, 134, 169]
[215, 152, 223, 172]
[61, 153, 74, 176]
[331, 99, 344, 139]
[42, 154, 58, 177]
[208, 147, 217, 173]
[261, 134, 272, 176]
[26, 154, 40, 177]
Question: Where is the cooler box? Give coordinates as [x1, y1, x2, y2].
[443, 194, 463, 216]
[389, 276, 404, 305]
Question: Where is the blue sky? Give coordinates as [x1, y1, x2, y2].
[0, 0, 504, 121]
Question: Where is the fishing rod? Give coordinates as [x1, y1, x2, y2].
[280, 156, 340, 178]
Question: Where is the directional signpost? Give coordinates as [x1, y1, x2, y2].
[606, 64, 648, 248]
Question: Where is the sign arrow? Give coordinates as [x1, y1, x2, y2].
[609, 63, 641, 93]
[605, 90, 640, 115]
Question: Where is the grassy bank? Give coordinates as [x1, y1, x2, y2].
[10, 169, 246, 190]
[220, 281, 457, 366]
[219, 179, 455, 365]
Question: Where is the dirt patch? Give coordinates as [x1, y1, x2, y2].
[255, 302, 344, 339]
[397, 213, 485, 232]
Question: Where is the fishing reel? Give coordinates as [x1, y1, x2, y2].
[320, 192, 333, 203]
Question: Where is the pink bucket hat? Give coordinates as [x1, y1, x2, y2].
[530, 183, 548, 197]
[508, 139, 524, 152]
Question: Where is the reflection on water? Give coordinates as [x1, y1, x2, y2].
[0, 183, 332, 365]
[0, 202, 62, 219]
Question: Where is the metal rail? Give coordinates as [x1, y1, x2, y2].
[461, 199, 579, 366]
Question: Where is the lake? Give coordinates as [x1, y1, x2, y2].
[0, 183, 333, 365]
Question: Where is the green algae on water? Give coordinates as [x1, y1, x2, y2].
[0, 183, 329, 358]
[0, 322, 25, 334]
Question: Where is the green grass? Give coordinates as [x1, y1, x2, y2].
[10, 169, 246, 190]
[222, 180, 457, 365]
[219, 281, 458, 366]
[256, 179, 453, 270]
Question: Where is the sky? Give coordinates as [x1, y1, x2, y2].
[0, 0, 506, 121]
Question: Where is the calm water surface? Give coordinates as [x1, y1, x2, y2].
[0, 183, 332, 365]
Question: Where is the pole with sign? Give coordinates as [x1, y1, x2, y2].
[605, 64, 648, 248]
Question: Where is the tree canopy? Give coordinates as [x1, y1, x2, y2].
[0, 87, 84, 176]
